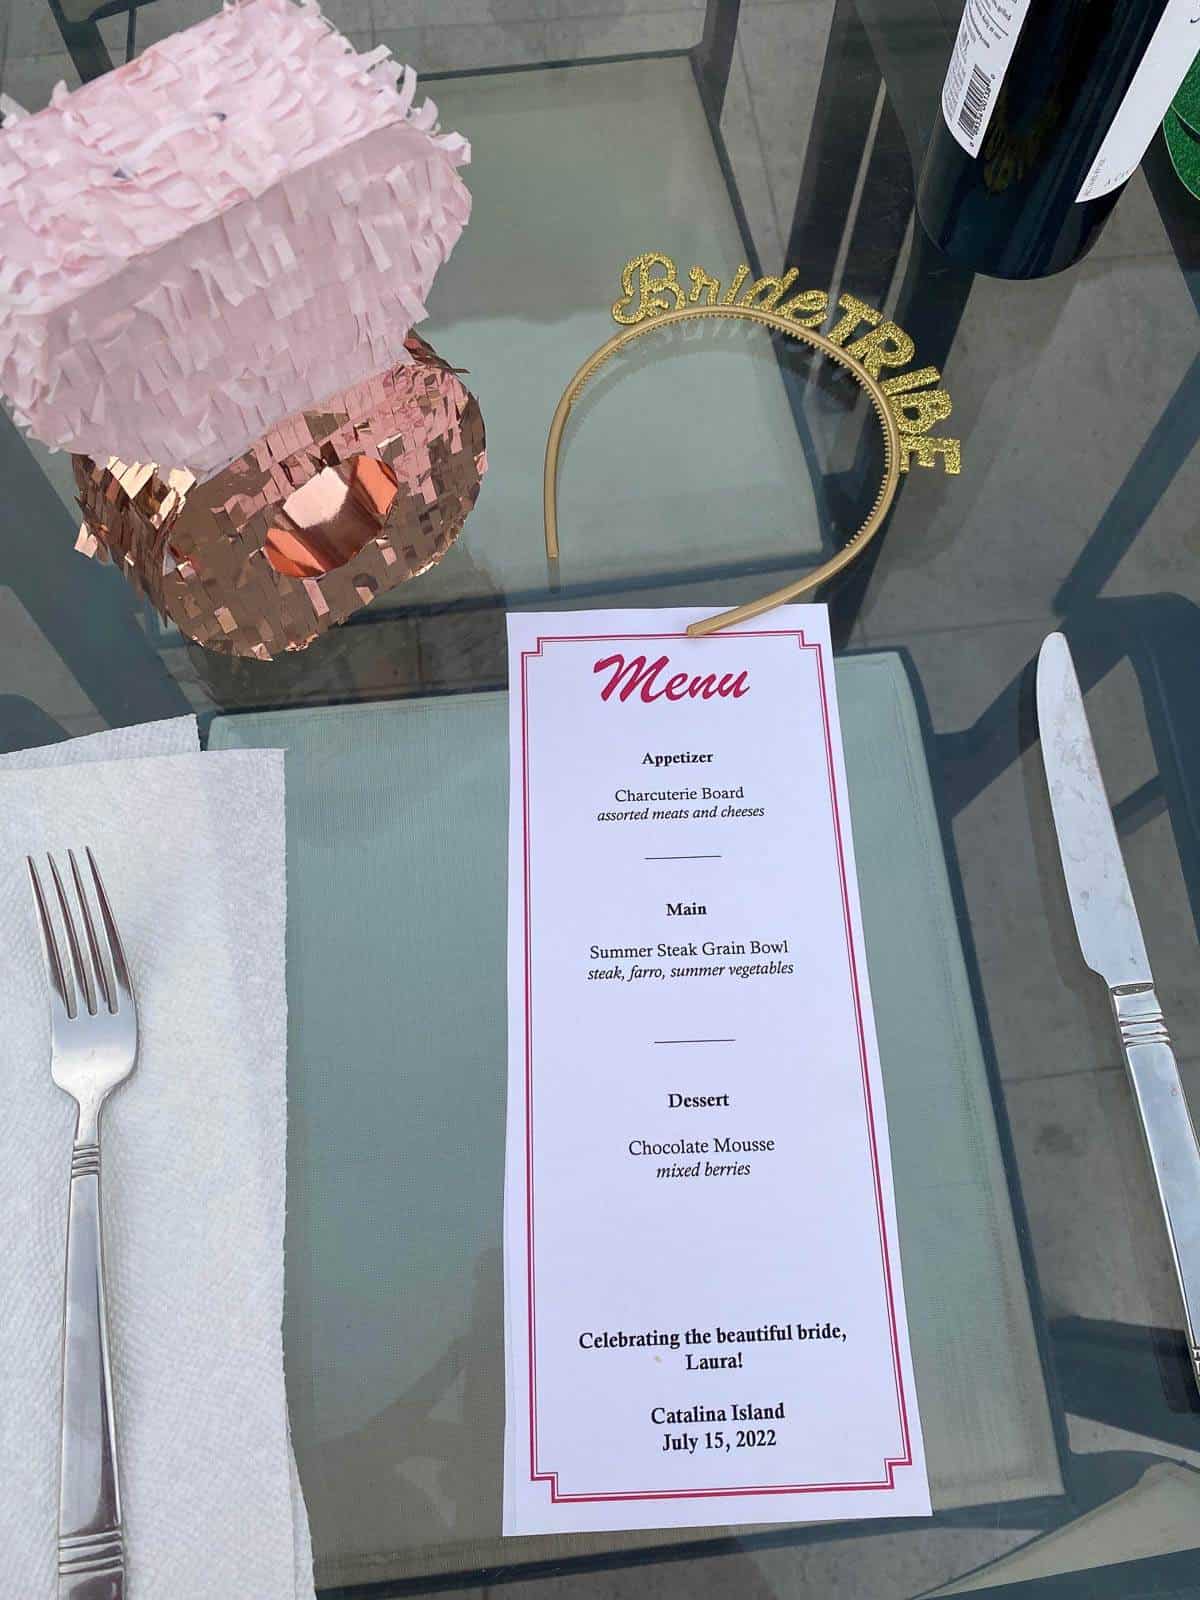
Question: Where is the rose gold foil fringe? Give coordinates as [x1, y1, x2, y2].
[73, 334, 486, 659]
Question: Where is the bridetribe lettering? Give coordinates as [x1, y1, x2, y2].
[594, 653, 750, 704]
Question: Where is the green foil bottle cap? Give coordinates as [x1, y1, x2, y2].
[1171, 50, 1200, 139]
[1165, 111, 1200, 201]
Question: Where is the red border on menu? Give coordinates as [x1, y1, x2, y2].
[517, 629, 914, 1504]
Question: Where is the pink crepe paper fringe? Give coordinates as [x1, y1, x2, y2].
[0, 0, 471, 476]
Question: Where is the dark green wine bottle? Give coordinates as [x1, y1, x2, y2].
[917, 0, 1200, 279]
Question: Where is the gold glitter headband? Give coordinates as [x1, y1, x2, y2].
[544, 261, 906, 637]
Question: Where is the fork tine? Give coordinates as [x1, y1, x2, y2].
[27, 856, 75, 1022]
[69, 849, 114, 1015]
[47, 853, 96, 1017]
[86, 849, 132, 1010]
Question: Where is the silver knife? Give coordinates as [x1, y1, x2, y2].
[1038, 631, 1200, 1389]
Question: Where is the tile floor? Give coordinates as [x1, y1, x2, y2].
[0, 0, 805, 273]
[0, 0, 718, 101]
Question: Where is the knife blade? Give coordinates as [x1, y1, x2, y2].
[1037, 632, 1152, 988]
[1038, 631, 1200, 1390]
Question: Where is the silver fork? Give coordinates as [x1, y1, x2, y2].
[28, 849, 136, 1600]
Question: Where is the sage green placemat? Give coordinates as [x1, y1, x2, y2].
[210, 652, 1060, 1589]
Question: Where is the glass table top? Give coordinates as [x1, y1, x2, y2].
[2, 0, 1200, 1594]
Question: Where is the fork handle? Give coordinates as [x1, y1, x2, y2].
[58, 1141, 124, 1600]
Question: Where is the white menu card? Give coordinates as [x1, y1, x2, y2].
[503, 608, 929, 1535]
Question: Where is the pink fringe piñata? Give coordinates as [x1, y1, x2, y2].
[0, 0, 471, 476]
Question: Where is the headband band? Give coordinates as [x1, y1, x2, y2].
[543, 302, 901, 637]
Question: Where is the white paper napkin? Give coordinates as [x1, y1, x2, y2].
[0, 716, 200, 772]
[0, 721, 314, 1600]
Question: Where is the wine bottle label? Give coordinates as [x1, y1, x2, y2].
[940, 0, 1033, 158]
[1076, 1, 1200, 201]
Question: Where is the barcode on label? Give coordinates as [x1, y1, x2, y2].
[957, 64, 992, 141]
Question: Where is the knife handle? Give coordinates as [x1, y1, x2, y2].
[1113, 983, 1200, 1386]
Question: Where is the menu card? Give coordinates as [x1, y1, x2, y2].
[503, 608, 928, 1535]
